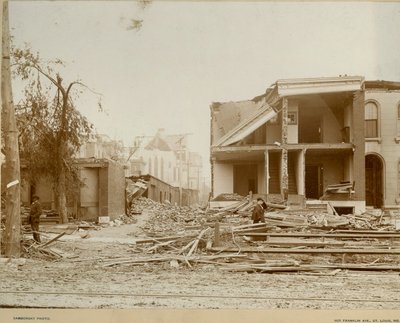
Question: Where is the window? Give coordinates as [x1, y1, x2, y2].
[365, 101, 378, 138]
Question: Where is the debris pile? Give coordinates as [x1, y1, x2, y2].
[132, 197, 206, 234]
[126, 178, 148, 209]
[11, 192, 400, 275]
[21, 231, 68, 260]
[102, 196, 400, 274]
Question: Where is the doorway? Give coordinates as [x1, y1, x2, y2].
[299, 110, 322, 143]
[233, 164, 258, 196]
[305, 165, 323, 199]
[365, 154, 383, 208]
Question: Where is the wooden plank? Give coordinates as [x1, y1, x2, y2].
[135, 235, 196, 244]
[232, 222, 269, 231]
[302, 264, 400, 271]
[236, 232, 400, 239]
[38, 232, 66, 248]
[219, 266, 313, 273]
[209, 246, 400, 254]
[187, 227, 211, 257]
[260, 241, 345, 247]
[333, 230, 399, 234]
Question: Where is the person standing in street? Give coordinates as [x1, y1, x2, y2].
[29, 195, 42, 243]
[252, 198, 266, 224]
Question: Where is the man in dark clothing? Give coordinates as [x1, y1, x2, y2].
[252, 198, 265, 223]
[30, 195, 42, 243]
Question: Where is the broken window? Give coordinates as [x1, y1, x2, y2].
[365, 101, 378, 138]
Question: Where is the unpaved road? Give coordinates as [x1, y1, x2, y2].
[1, 211, 400, 309]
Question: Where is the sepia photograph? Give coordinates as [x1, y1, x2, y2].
[1, 0, 400, 322]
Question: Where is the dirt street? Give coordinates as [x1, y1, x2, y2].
[1, 210, 400, 309]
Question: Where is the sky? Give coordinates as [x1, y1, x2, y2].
[9, 1, 400, 177]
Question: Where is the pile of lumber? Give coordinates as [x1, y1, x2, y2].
[56, 197, 399, 274]
[21, 232, 69, 260]
[202, 220, 400, 273]
[320, 181, 354, 201]
[207, 196, 288, 220]
[103, 227, 214, 268]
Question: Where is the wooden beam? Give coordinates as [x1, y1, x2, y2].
[209, 247, 400, 254]
[281, 97, 288, 198]
[260, 241, 346, 247]
[236, 232, 400, 239]
[333, 230, 399, 234]
[264, 150, 269, 194]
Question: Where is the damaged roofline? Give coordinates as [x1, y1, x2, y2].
[214, 102, 277, 147]
[269, 75, 365, 97]
[213, 75, 365, 148]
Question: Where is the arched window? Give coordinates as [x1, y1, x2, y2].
[365, 101, 378, 138]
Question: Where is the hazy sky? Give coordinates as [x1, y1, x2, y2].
[9, 1, 400, 175]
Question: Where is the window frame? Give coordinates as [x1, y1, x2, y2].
[364, 99, 381, 141]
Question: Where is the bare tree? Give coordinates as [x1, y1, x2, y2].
[13, 47, 98, 224]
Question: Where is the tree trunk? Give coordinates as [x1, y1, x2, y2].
[2, 1, 21, 257]
[58, 168, 68, 224]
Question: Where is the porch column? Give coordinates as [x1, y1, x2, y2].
[299, 149, 306, 196]
[264, 149, 269, 194]
[281, 97, 289, 199]
[210, 157, 216, 198]
[352, 91, 366, 201]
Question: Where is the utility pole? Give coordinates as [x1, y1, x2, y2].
[2, 1, 22, 257]
[0, 1, 3, 253]
[187, 158, 190, 205]
[176, 133, 192, 206]
[179, 149, 183, 206]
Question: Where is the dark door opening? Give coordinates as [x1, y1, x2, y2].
[305, 165, 323, 199]
[299, 113, 322, 143]
[234, 164, 258, 196]
[365, 154, 383, 208]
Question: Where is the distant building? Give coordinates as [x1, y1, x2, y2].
[15, 134, 126, 221]
[125, 128, 207, 205]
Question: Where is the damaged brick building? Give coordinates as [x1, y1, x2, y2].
[210, 76, 369, 214]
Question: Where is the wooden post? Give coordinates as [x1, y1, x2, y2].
[281, 97, 289, 200]
[0, 0, 3, 253]
[2, 1, 22, 257]
[264, 150, 269, 194]
[214, 222, 220, 247]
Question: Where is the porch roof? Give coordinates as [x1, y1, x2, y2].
[214, 102, 277, 147]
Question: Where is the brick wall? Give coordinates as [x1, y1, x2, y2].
[365, 90, 400, 206]
[105, 160, 126, 218]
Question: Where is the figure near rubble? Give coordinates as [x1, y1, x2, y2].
[29, 195, 42, 243]
[252, 198, 265, 224]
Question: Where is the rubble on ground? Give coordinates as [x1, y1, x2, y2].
[103, 196, 400, 274]
[11, 195, 400, 275]
[131, 197, 207, 234]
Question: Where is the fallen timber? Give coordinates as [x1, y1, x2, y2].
[209, 246, 400, 254]
[236, 232, 400, 239]
[220, 263, 400, 273]
[102, 253, 247, 267]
